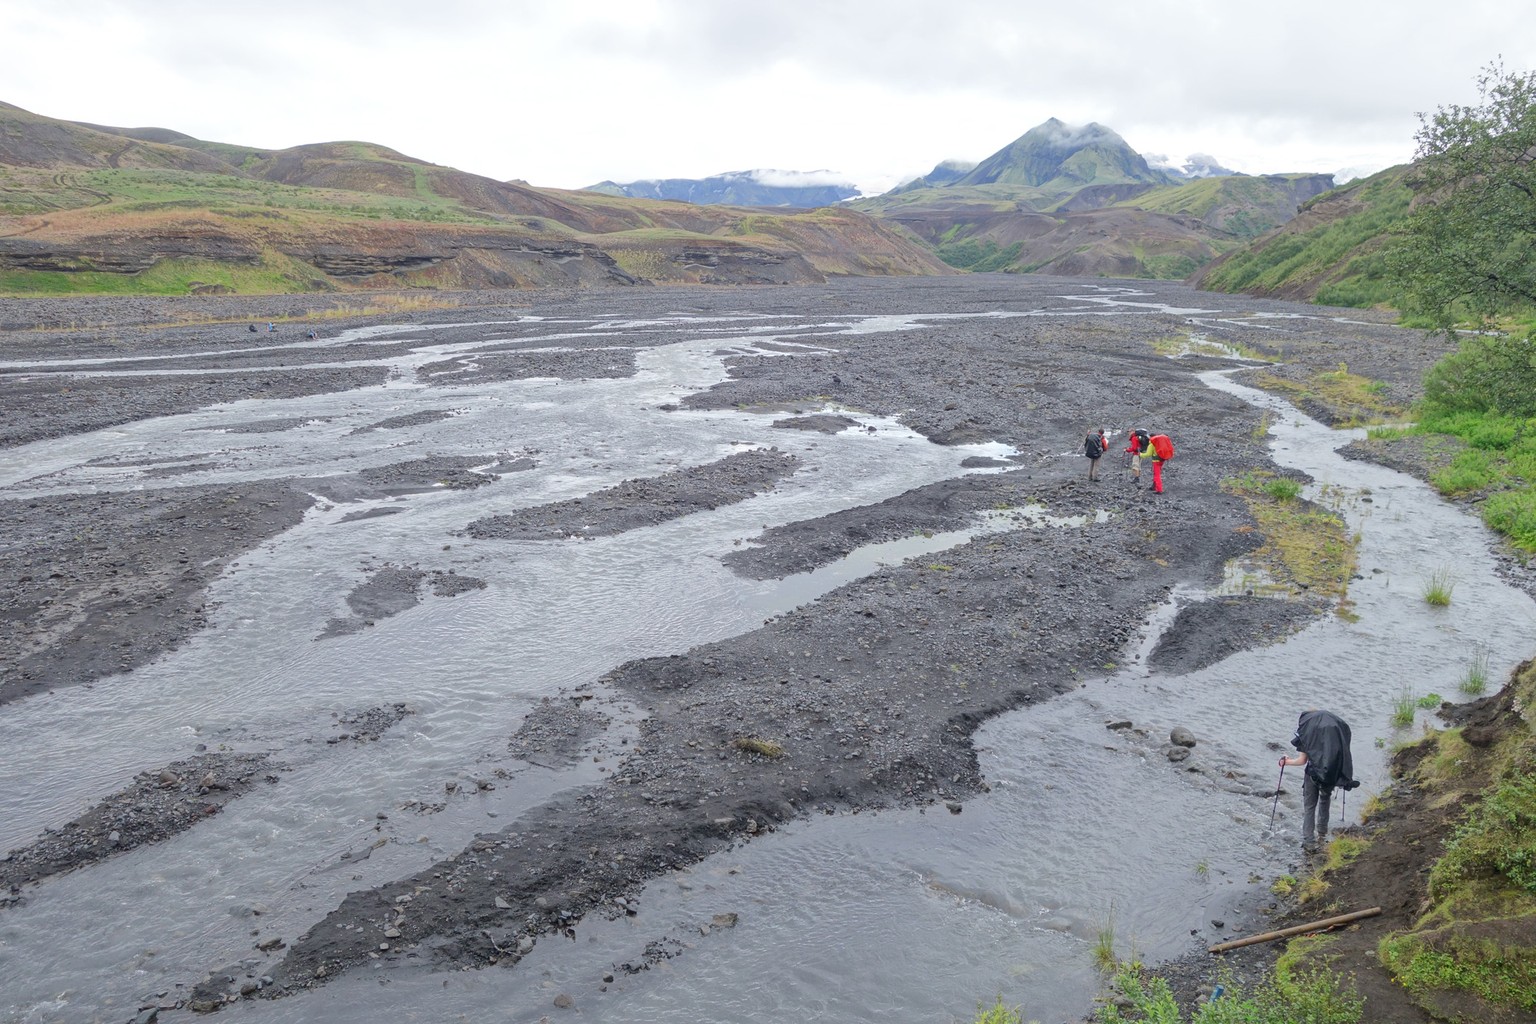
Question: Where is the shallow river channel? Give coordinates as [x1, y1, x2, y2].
[2, 289, 1534, 1023]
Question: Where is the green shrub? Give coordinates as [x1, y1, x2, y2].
[1422, 334, 1536, 418]
[1483, 490, 1536, 552]
[1381, 933, 1536, 1011]
[1466, 416, 1521, 450]
[1432, 771, 1536, 897]
[1262, 477, 1303, 500]
[1095, 963, 1362, 1023]
[938, 238, 1024, 272]
[1431, 448, 1501, 495]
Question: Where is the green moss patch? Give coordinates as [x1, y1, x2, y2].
[1221, 471, 1357, 601]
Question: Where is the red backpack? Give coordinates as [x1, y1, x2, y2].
[1150, 434, 1175, 461]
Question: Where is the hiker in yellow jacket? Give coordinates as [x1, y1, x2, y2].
[1125, 429, 1174, 493]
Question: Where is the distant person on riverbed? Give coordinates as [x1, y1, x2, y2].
[1124, 428, 1151, 488]
[1147, 433, 1174, 493]
[1083, 427, 1108, 481]
[1280, 709, 1359, 852]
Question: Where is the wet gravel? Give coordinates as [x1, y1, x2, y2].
[465, 448, 800, 541]
[0, 482, 315, 706]
[318, 566, 487, 638]
[0, 752, 276, 902]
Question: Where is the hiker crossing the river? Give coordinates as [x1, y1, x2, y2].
[1279, 709, 1360, 853]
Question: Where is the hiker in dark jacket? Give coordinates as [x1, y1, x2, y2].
[1280, 709, 1360, 851]
[1084, 427, 1108, 481]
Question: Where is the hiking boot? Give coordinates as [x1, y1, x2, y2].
[1301, 839, 1318, 855]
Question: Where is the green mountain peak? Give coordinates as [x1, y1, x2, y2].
[953, 118, 1172, 189]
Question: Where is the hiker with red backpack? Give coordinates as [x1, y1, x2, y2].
[1124, 429, 1174, 492]
[1148, 433, 1174, 493]
[1124, 429, 1150, 488]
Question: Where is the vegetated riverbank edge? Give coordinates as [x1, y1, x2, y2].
[1, 277, 1523, 1020]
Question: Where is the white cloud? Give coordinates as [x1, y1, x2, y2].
[1, 0, 1531, 192]
[744, 169, 857, 188]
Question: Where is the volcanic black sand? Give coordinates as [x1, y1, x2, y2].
[1, 276, 1521, 1020]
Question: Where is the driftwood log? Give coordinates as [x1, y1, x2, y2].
[1207, 907, 1383, 954]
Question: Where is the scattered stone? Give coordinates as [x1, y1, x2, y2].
[1170, 726, 1197, 748]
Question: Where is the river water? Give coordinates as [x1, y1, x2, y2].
[1, 289, 1532, 1024]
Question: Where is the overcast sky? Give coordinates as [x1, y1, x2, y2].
[6, 1, 1532, 195]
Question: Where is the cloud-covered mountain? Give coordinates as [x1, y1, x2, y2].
[1146, 152, 1239, 179]
[584, 169, 859, 207]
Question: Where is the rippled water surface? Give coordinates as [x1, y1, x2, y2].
[2, 295, 1532, 1024]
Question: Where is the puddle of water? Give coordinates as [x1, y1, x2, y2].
[1162, 332, 1266, 362]
[1218, 558, 1294, 598]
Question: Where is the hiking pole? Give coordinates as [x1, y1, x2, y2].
[1267, 762, 1286, 834]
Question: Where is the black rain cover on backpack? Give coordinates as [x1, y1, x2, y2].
[1085, 433, 1104, 458]
[1292, 710, 1360, 791]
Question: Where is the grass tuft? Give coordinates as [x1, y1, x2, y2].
[731, 736, 785, 758]
[1093, 908, 1118, 972]
[972, 998, 1025, 1024]
[1423, 567, 1455, 607]
[1460, 647, 1491, 695]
